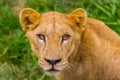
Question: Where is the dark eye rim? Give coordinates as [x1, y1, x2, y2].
[36, 33, 46, 41]
[62, 34, 71, 42]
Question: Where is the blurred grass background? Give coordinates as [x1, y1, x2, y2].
[0, 0, 120, 80]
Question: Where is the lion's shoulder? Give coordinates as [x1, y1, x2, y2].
[86, 18, 120, 45]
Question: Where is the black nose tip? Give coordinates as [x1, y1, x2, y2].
[45, 58, 61, 65]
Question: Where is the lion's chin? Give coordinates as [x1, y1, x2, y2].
[46, 70, 61, 76]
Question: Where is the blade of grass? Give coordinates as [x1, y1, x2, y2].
[93, 2, 111, 17]
[38, 73, 46, 80]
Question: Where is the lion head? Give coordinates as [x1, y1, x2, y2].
[19, 8, 87, 76]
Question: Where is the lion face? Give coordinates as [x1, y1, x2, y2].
[19, 8, 87, 76]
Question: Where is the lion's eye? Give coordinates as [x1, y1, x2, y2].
[36, 34, 46, 41]
[62, 34, 71, 41]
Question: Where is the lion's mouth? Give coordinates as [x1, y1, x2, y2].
[41, 61, 68, 76]
[45, 65, 61, 76]
[46, 65, 60, 72]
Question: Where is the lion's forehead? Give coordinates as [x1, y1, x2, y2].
[41, 12, 66, 18]
[35, 12, 73, 35]
[41, 12, 70, 26]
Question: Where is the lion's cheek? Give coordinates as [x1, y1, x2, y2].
[62, 44, 75, 59]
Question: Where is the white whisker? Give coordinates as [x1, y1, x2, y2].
[64, 63, 74, 73]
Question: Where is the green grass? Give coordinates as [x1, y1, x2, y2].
[0, 0, 120, 80]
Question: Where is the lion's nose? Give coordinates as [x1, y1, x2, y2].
[45, 58, 61, 65]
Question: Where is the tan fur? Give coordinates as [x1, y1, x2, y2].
[19, 8, 120, 80]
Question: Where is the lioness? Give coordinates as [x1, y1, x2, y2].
[19, 8, 120, 80]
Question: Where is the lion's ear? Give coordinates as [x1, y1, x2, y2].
[68, 8, 87, 26]
[19, 8, 41, 31]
